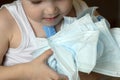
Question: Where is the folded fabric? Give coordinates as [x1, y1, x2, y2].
[33, 8, 120, 80]
[93, 20, 120, 77]
[43, 26, 56, 38]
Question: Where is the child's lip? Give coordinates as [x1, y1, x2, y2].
[44, 18, 55, 21]
[45, 17, 55, 19]
[44, 15, 59, 20]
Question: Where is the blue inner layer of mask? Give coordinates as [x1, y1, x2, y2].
[43, 26, 56, 38]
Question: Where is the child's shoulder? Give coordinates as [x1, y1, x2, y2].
[0, 7, 15, 33]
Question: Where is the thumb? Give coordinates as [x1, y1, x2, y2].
[59, 74, 69, 80]
[33, 49, 53, 63]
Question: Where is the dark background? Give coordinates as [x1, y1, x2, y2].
[84, 0, 120, 28]
[0, 0, 119, 28]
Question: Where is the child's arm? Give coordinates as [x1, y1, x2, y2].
[0, 50, 68, 80]
[0, 23, 67, 80]
[0, 64, 28, 80]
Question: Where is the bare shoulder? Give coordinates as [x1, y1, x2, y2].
[0, 7, 15, 32]
[0, 7, 14, 46]
[0, 6, 22, 47]
[0, 7, 15, 64]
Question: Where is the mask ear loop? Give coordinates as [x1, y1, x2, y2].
[43, 26, 56, 38]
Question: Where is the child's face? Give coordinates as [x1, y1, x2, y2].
[22, 0, 73, 26]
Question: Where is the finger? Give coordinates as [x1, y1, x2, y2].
[50, 72, 69, 80]
[59, 74, 69, 80]
[40, 49, 53, 62]
[45, 66, 61, 80]
[33, 49, 53, 63]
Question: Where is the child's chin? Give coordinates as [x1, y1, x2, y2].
[43, 23, 56, 27]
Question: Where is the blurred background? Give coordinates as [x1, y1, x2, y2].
[0, 0, 119, 28]
[84, 0, 120, 28]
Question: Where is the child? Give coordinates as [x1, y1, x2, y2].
[0, 0, 118, 80]
[0, 0, 79, 80]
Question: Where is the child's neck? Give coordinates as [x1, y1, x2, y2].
[66, 6, 76, 17]
[55, 19, 63, 32]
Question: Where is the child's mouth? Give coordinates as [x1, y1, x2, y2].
[44, 15, 59, 22]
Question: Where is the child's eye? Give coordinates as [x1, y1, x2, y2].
[31, 1, 42, 4]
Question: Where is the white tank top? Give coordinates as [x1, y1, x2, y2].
[2, 0, 88, 66]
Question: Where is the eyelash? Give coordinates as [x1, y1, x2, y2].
[31, 1, 42, 4]
[31, 0, 63, 4]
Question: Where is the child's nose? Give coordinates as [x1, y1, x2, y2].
[45, 4, 58, 15]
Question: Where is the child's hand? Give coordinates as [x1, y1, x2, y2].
[24, 49, 68, 80]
